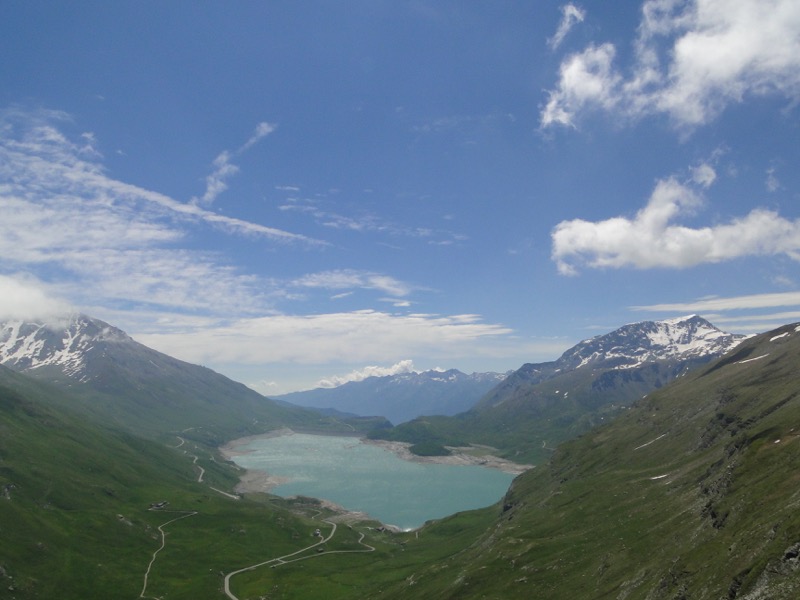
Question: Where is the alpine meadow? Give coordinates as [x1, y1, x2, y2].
[2, 1, 800, 599]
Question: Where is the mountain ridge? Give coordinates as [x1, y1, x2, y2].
[366, 322, 800, 599]
[276, 368, 508, 424]
[373, 315, 745, 462]
[0, 313, 376, 440]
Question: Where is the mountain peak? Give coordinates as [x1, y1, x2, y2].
[0, 313, 131, 380]
[557, 315, 743, 371]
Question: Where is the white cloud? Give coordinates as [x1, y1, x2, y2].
[541, 43, 621, 128]
[552, 176, 800, 274]
[632, 291, 800, 312]
[291, 270, 413, 297]
[277, 192, 466, 245]
[766, 167, 781, 192]
[548, 3, 586, 50]
[690, 163, 717, 188]
[0, 275, 73, 320]
[240, 121, 276, 152]
[631, 291, 800, 334]
[135, 310, 516, 367]
[541, 0, 800, 129]
[192, 121, 277, 206]
[316, 359, 418, 388]
[0, 109, 320, 319]
[193, 150, 240, 206]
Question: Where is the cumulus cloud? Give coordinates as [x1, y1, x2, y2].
[541, 43, 621, 127]
[541, 0, 800, 129]
[548, 3, 586, 50]
[552, 177, 800, 274]
[690, 163, 717, 188]
[316, 359, 418, 388]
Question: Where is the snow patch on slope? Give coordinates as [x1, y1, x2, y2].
[0, 314, 130, 381]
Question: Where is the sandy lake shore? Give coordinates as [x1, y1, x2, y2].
[362, 438, 533, 475]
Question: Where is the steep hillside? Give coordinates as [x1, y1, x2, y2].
[0, 314, 371, 441]
[373, 316, 744, 462]
[368, 323, 800, 599]
[0, 365, 223, 597]
[0, 365, 499, 599]
[276, 369, 507, 424]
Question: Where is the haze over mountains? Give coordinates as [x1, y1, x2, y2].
[275, 369, 508, 425]
[5, 311, 800, 599]
[0, 314, 382, 441]
[275, 315, 742, 433]
[370, 322, 800, 599]
[358, 315, 743, 462]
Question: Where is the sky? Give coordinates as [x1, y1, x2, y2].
[1, 0, 799, 395]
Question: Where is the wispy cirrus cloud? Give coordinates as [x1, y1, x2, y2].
[411, 111, 516, 136]
[541, 0, 800, 129]
[548, 3, 586, 50]
[552, 173, 800, 275]
[135, 310, 516, 366]
[291, 269, 414, 298]
[278, 194, 467, 245]
[0, 109, 320, 316]
[631, 291, 800, 313]
[192, 121, 276, 206]
[631, 291, 800, 333]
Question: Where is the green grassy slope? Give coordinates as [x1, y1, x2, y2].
[5, 321, 800, 599]
[370, 358, 714, 465]
[4, 316, 379, 442]
[364, 323, 800, 599]
[0, 366, 499, 599]
[0, 367, 375, 598]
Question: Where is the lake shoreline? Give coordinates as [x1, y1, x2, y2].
[219, 429, 531, 498]
[362, 438, 533, 475]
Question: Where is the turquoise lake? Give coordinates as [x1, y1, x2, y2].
[228, 433, 516, 530]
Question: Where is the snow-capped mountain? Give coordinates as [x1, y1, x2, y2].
[0, 313, 339, 436]
[557, 315, 744, 371]
[0, 314, 132, 382]
[377, 316, 748, 463]
[476, 315, 744, 412]
[275, 368, 508, 425]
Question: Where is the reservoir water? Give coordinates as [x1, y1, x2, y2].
[227, 432, 516, 530]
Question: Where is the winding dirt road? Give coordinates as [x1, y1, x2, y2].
[139, 510, 197, 599]
[142, 435, 374, 599]
[223, 518, 376, 600]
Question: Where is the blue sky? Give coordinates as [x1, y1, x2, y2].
[1, 1, 799, 394]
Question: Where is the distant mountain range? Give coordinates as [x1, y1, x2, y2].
[275, 369, 508, 425]
[0, 314, 379, 441]
[0, 313, 744, 451]
[370, 322, 800, 599]
[4, 310, 800, 599]
[373, 315, 745, 462]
